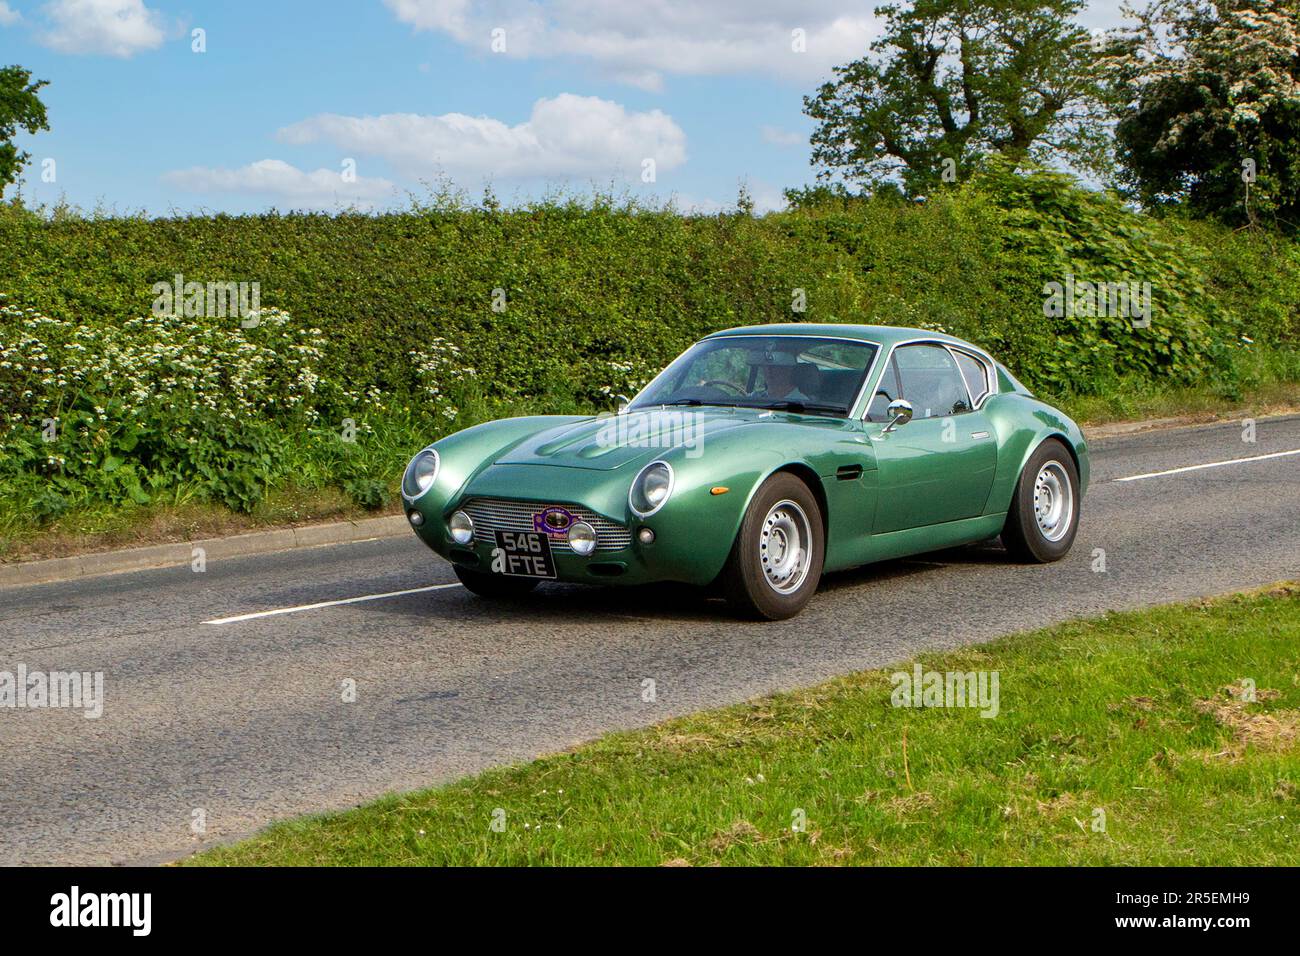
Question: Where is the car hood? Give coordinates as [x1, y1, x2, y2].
[494, 408, 751, 470]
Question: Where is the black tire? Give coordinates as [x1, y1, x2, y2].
[453, 564, 540, 598]
[720, 472, 825, 620]
[1001, 438, 1080, 563]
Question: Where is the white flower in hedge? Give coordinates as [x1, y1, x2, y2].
[1, 303, 338, 434]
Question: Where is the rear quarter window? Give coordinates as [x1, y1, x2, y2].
[953, 351, 991, 405]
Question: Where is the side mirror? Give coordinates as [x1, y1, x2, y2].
[883, 399, 913, 433]
[616, 394, 631, 414]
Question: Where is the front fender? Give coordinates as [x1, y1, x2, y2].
[638, 419, 875, 584]
[404, 415, 588, 518]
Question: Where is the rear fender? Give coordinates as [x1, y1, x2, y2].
[984, 395, 1089, 515]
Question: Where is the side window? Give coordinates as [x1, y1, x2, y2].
[866, 355, 902, 422]
[894, 344, 972, 419]
[953, 351, 991, 406]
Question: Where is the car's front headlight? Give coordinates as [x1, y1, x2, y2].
[629, 460, 674, 517]
[567, 521, 597, 556]
[402, 449, 440, 499]
[448, 510, 474, 544]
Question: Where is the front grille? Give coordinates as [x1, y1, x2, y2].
[460, 498, 632, 553]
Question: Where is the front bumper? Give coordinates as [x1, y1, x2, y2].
[402, 455, 754, 587]
[410, 508, 683, 586]
[405, 493, 741, 588]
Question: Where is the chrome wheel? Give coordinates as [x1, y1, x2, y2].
[759, 499, 812, 594]
[1033, 461, 1074, 543]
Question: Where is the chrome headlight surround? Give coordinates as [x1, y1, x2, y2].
[448, 509, 474, 545]
[567, 521, 597, 556]
[629, 460, 675, 518]
[402, 448, 440, 500]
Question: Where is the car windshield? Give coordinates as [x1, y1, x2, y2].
[629, 335, 879, 417]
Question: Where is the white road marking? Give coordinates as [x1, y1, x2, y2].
[1114, 448, 1300, 483]
[202, 582, 463, 625]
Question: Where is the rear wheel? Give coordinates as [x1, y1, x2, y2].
[1001, 438, 1080, 562]
[453, 564, 540, 598]
[721, 472, 825, 620]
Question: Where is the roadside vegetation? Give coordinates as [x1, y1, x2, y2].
[187, 584, 1300, 866]
[2, 166, 1299, 558]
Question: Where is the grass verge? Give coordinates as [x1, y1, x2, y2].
[187, 583, 1300, 866]
[1059, 381, 1300, 429]
[0, 486, 401, 563]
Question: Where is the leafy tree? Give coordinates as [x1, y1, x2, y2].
[803, 0, 1113, 196]
[1106, 0, 1300, 228]
[0, 65, 50, 195]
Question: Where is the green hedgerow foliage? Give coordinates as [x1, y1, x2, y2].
[0, 170, 1296, 523]
[964, 161, 1241, 392]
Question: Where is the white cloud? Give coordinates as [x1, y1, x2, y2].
[383, 2, 1142, 88]
[383, 0, 878, 88]
[38, 0, 165, 57]
[0, 2, 22, 26]
[161, 159, 397, 209]
[761, 125, 804, 147]
[277, 94, 687, 182]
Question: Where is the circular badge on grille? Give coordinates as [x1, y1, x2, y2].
[534, 506, 574, 535]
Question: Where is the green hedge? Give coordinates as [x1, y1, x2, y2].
[5, 170, 1296, 397]
[1, 168, 1297, 524]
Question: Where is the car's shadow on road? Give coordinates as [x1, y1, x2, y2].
[421, 580, 733, 624]
[818, 540, 1009, 593]
[816, 538, 1008, 590]
[364, 540, 1011, 624]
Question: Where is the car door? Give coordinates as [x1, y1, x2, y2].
[869, 343, 998, 533]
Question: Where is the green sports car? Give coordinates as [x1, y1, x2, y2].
[402, 324, 1088, 620]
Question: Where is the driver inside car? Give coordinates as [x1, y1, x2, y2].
[751, 350, 816, 402]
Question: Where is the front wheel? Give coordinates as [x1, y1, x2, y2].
[1001, 438, 1080, 562]
[720, 472, 825, 620]
[454, 565, 540, 598]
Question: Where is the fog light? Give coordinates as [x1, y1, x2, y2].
[448, 510, 474, 545]
[637, 527, 655, 545]
[408, 510, 424, 527]
[568, 521, 597, 556]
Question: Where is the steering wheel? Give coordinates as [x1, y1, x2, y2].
[700, 379, 746, 395]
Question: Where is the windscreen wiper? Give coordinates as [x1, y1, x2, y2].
[654, 399, 741, 408]
[757, 401, 847, 415]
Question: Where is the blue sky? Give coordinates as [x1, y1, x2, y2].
[1, 0, 1129, 215]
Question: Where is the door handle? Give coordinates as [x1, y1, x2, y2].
[970, 430, 990, 439]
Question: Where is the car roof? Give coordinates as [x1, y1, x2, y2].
[701, 323, 973, 350]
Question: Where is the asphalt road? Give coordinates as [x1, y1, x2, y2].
[2, 416, 1298, 866]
